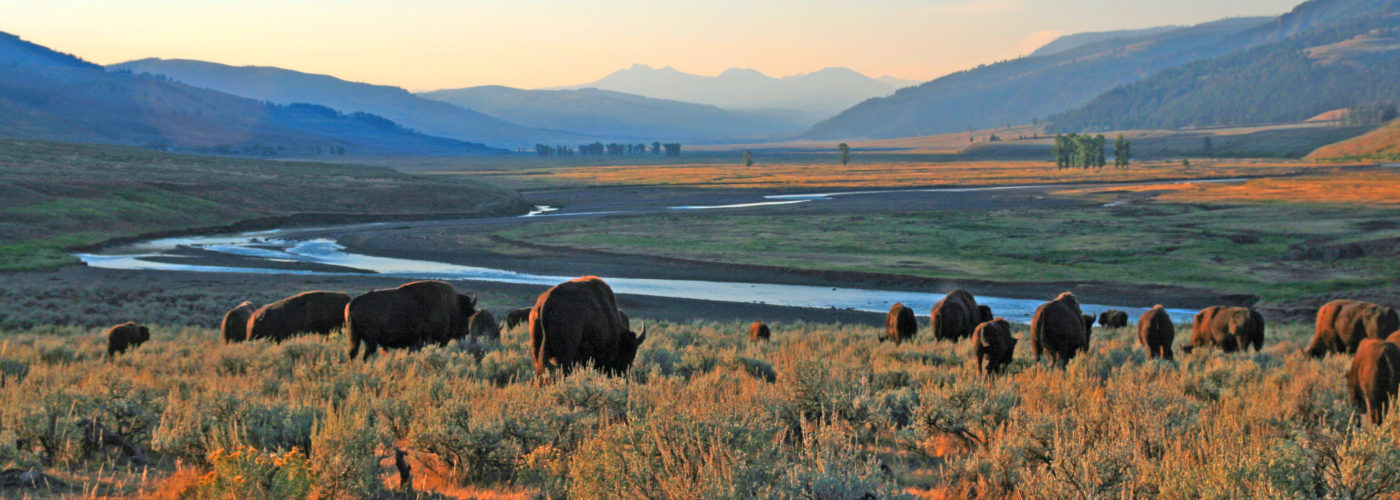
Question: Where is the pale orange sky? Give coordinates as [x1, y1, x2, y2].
[1, 0, 1302, 91]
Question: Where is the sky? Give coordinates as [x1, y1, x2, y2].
[2, 0, 1304, 91]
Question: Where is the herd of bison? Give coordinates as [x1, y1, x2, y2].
[102, 276, 1400, 424]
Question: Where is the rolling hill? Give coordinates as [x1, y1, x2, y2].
[1049, 4, 1400, 132]
[1307, 117, 1400, 160]
[556, 64, 899, 119]
[1028, 26, 1182, 57]
[801, 16, 1272, 140]
[418, 86, 809, 142]
[0, 32, 500, 155]
[110, 58, 580, 149]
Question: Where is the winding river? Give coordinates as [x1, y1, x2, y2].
[74, 181, 1235, 324]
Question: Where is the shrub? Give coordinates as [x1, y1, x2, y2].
[195, 446, 313, 500]
[309, 405, 382, 499]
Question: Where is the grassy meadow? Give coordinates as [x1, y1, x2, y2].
[0, 139, 528, 271]
[2, 317, 1397, 498]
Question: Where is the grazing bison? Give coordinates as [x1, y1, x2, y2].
[883, 303, 917, 344]
[246, 291, 350, 342]
[530, 276, 646, 380]
[1137, 305, 1175, 360]
[750, 321, 771, 342]
[106, 322, 150, 359]
[469, 310, 501, 342]
[972, 318, 1017, 374]
[505, 307, 532, 329]
[1305, 300, 1400, 357]
[1348, 338, 1400, 425]
[1031, 292, 1089, 366]
[346, 281, 476, 360]
[1099, 310, 1129, 328]
[930, 289, 986, 342]
[220, 301, 256, 344]
[1184, 306, 1263, 354]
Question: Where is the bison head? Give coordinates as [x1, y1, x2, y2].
[137, 326, 151, 343]
[610, 321, 648, 374]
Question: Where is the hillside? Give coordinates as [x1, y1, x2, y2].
[0, 139, 529, 270]
[0, 33, 499, 155]
[1050, 9, 1400, 132]
[110, 58, 580, 149]
[1307, 117, 1400, 160]
[418, 86, 808, 143]
[802, 17, 1271, 140]
[556, 64, 896, 118]
[1029, 25, 1181, 57]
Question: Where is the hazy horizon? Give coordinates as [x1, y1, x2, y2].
[4, 0, 1303, 91]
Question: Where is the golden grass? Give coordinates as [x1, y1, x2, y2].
[1308, 119, 1400, 160]
[1057, 168, 1400, 206]
[514, 160, 1324, 190]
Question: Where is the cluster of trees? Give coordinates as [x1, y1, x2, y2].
[1343, 104, 1399, 126]
[533, 142, 683, 157]
[1053, 133, 1132, 168]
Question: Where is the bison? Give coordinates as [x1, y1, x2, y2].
[530, 276, 646, 380]
[883, 303, 917, 344]
[1348, 338, 1400, 425]
[1183, 306, 1263, 354]
[1137, 305, 1175, 360]
[246, 291, 349, 342]
[972, 318, 1017, 373]
[1031, 292, 1089, 366]
[1305, 300, 1400, 357]
[505, 307, 532, 329]
[106, 322, 150, 359]
[220, 301, 256, 344]
[931, 289, 987, 342]
[346, 281, 476, 360]
[978, 305, 993, 322]
[750, 321, 771, 342]
[1099, 310, 1128, 328]
[469, 310, 501, 342]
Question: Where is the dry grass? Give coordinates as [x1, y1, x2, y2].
[1057, 168, 1400, 206]
[510, 160, 1322, 190]
[1308, 119, 1400, 161]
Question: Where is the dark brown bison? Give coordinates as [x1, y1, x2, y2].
[1099, 310, 1129, 328]
[346, 281, 476, 359]
[1137, 305, 1175, 360]
[883, 303, 917, 344]
[246, 291, 349, 342]
[931, 289, 987, 341]
[1305, 300, 1400, 357]
[1183, 306, 1263, 354]
[220, 301, 256, 344]
[750, 321, 771, 342]
[1348, 338, 1400, 425]
[469, 310, 501, 341]
[1031, 292, 1089, 367]
[978, 305, 993, 322]
[1081, 314, 1095, 332]
[106, 322, 150, 359]
[505, 307, 532, 329]
[972, 318, 1017, 373]
[530, 276, 646, 380]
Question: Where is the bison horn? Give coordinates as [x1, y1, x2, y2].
[637, 321, 647, 343]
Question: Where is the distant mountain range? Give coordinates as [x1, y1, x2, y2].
[0, 32, 498, 155]
[418, 86, 809, 142]
[807, 0, 1397, 140]
[802, 17, 1273, 140]
[1050, 2, 1400, 131]
[110, 58, 579, 149]
[554, 64, 904, 119]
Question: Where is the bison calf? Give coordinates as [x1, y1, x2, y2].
[1348, 338, 1400, 425]
[749, 321, 771, 342]
[469, 310, 501, 342]
[221, 301, 256, 344]
[883, 303, 916, 344]
[972, 318, 1017, 373]
[505, 307, 532, 329]
[106, 322, 150, 359]
[1137, 305, 1175, 359]
[1099, 310, 1128, 328]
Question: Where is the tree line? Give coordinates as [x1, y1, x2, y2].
[534, 142, 682, 157]
[1053, 133, 1131, 169]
